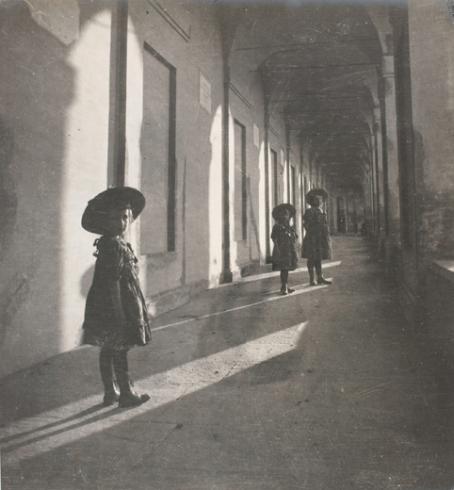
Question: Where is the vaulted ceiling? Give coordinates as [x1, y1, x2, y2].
[223, 2, 385, 194]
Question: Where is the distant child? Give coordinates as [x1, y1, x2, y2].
[81, 187, 151, 408]
[302, 195, 332, 286]
[271, 204, 298, 295]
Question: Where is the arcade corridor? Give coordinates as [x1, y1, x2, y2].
[2, 1, 454, 488]
[2, 237, 454, 489]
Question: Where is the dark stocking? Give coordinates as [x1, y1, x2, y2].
[280, 270, 289, 290]
[315, 260, 322, 281]
[112, 350, 150, 407]
[307, 260, 315, 285]
[99, 347, 119, 406]
[315, 260, 332, 285]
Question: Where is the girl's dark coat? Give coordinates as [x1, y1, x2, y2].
[301, 207, 332, 261]
[83, 236, 151, 350]
[271, 224, 298, 271]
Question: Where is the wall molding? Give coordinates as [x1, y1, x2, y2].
[146, 0, 191, 42]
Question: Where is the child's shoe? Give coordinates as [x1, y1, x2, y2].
[118, 392, 150, 408]
[317, 277, 332, 285]
[113, 350, 150, 408]
[103, 390, 120, 407]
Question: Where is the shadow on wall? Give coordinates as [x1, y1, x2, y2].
[0, 119, 17, 255]
[0, 0, 131, 377]
[413, 128, 454, 258]
[246, 176, 262, 263]
[0, 2, 75, 375]
[80, 265, 95, 301]
[0, 118, 18, 348]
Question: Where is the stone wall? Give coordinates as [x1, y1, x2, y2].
[408, 0, 454, 263]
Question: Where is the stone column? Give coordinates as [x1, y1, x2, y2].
[285, 123, 291, 202]
[221, 58, 232, 283]
[368, 131, 377, 236]
[379, 54, 402, 266]
[264, 100, 271, 260]
[373, 106, 386, 247]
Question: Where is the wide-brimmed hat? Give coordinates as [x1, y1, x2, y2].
[81, 186, 146, 234]
[306, 188, 328, 205]
[272, 203, 296, 220]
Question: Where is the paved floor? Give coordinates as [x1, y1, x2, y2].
[2, 236, 454, 490]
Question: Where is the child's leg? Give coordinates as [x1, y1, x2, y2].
[307, 259, 315, 285]
[99, 347, 119, 406]
[280, 270, 289, 293]
[113, 349, 150, 407]
[315, 260, 322, 281]
[316, 260, 332, 284]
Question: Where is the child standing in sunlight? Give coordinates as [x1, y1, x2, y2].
[271, 203, 298, 295]
[81, 187, 151, 408]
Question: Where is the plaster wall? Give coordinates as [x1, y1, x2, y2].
[126, 1, 225, 291]
[408, 0, 454, 259]
[229, 58, 267, 271]
[0, 2, 113, 376]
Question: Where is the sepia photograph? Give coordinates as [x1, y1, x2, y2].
[1, 0, 454, 488]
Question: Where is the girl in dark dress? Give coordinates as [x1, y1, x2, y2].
[81, 187, 151, 408]
[271, 204, 298, 295]
[301, 195, 332, 286]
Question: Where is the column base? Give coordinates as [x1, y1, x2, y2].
[220, 269, 233, 284]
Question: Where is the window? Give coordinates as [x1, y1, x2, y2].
[234, 120, 247, 241]
[141, 44, 176, 253]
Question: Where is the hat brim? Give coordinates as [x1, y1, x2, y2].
[272, 203, 296, 220]
[306, 188, 328, 202]
[81, 187, 146, 235]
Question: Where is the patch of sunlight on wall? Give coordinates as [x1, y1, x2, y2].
[258, 140, 267, 263]
[267, 144, 274, 255]
[281, 148, 288, 203]
[60, 10, 112, 351]
[124, 16, 146, 291]
[228, 109, 240, 279]
[208, 105, 224, 287]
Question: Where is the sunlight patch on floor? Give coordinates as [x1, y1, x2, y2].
[216, 260, 342, 288]
[1, 323, 306, 467]
[152, 282, 330, 332]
